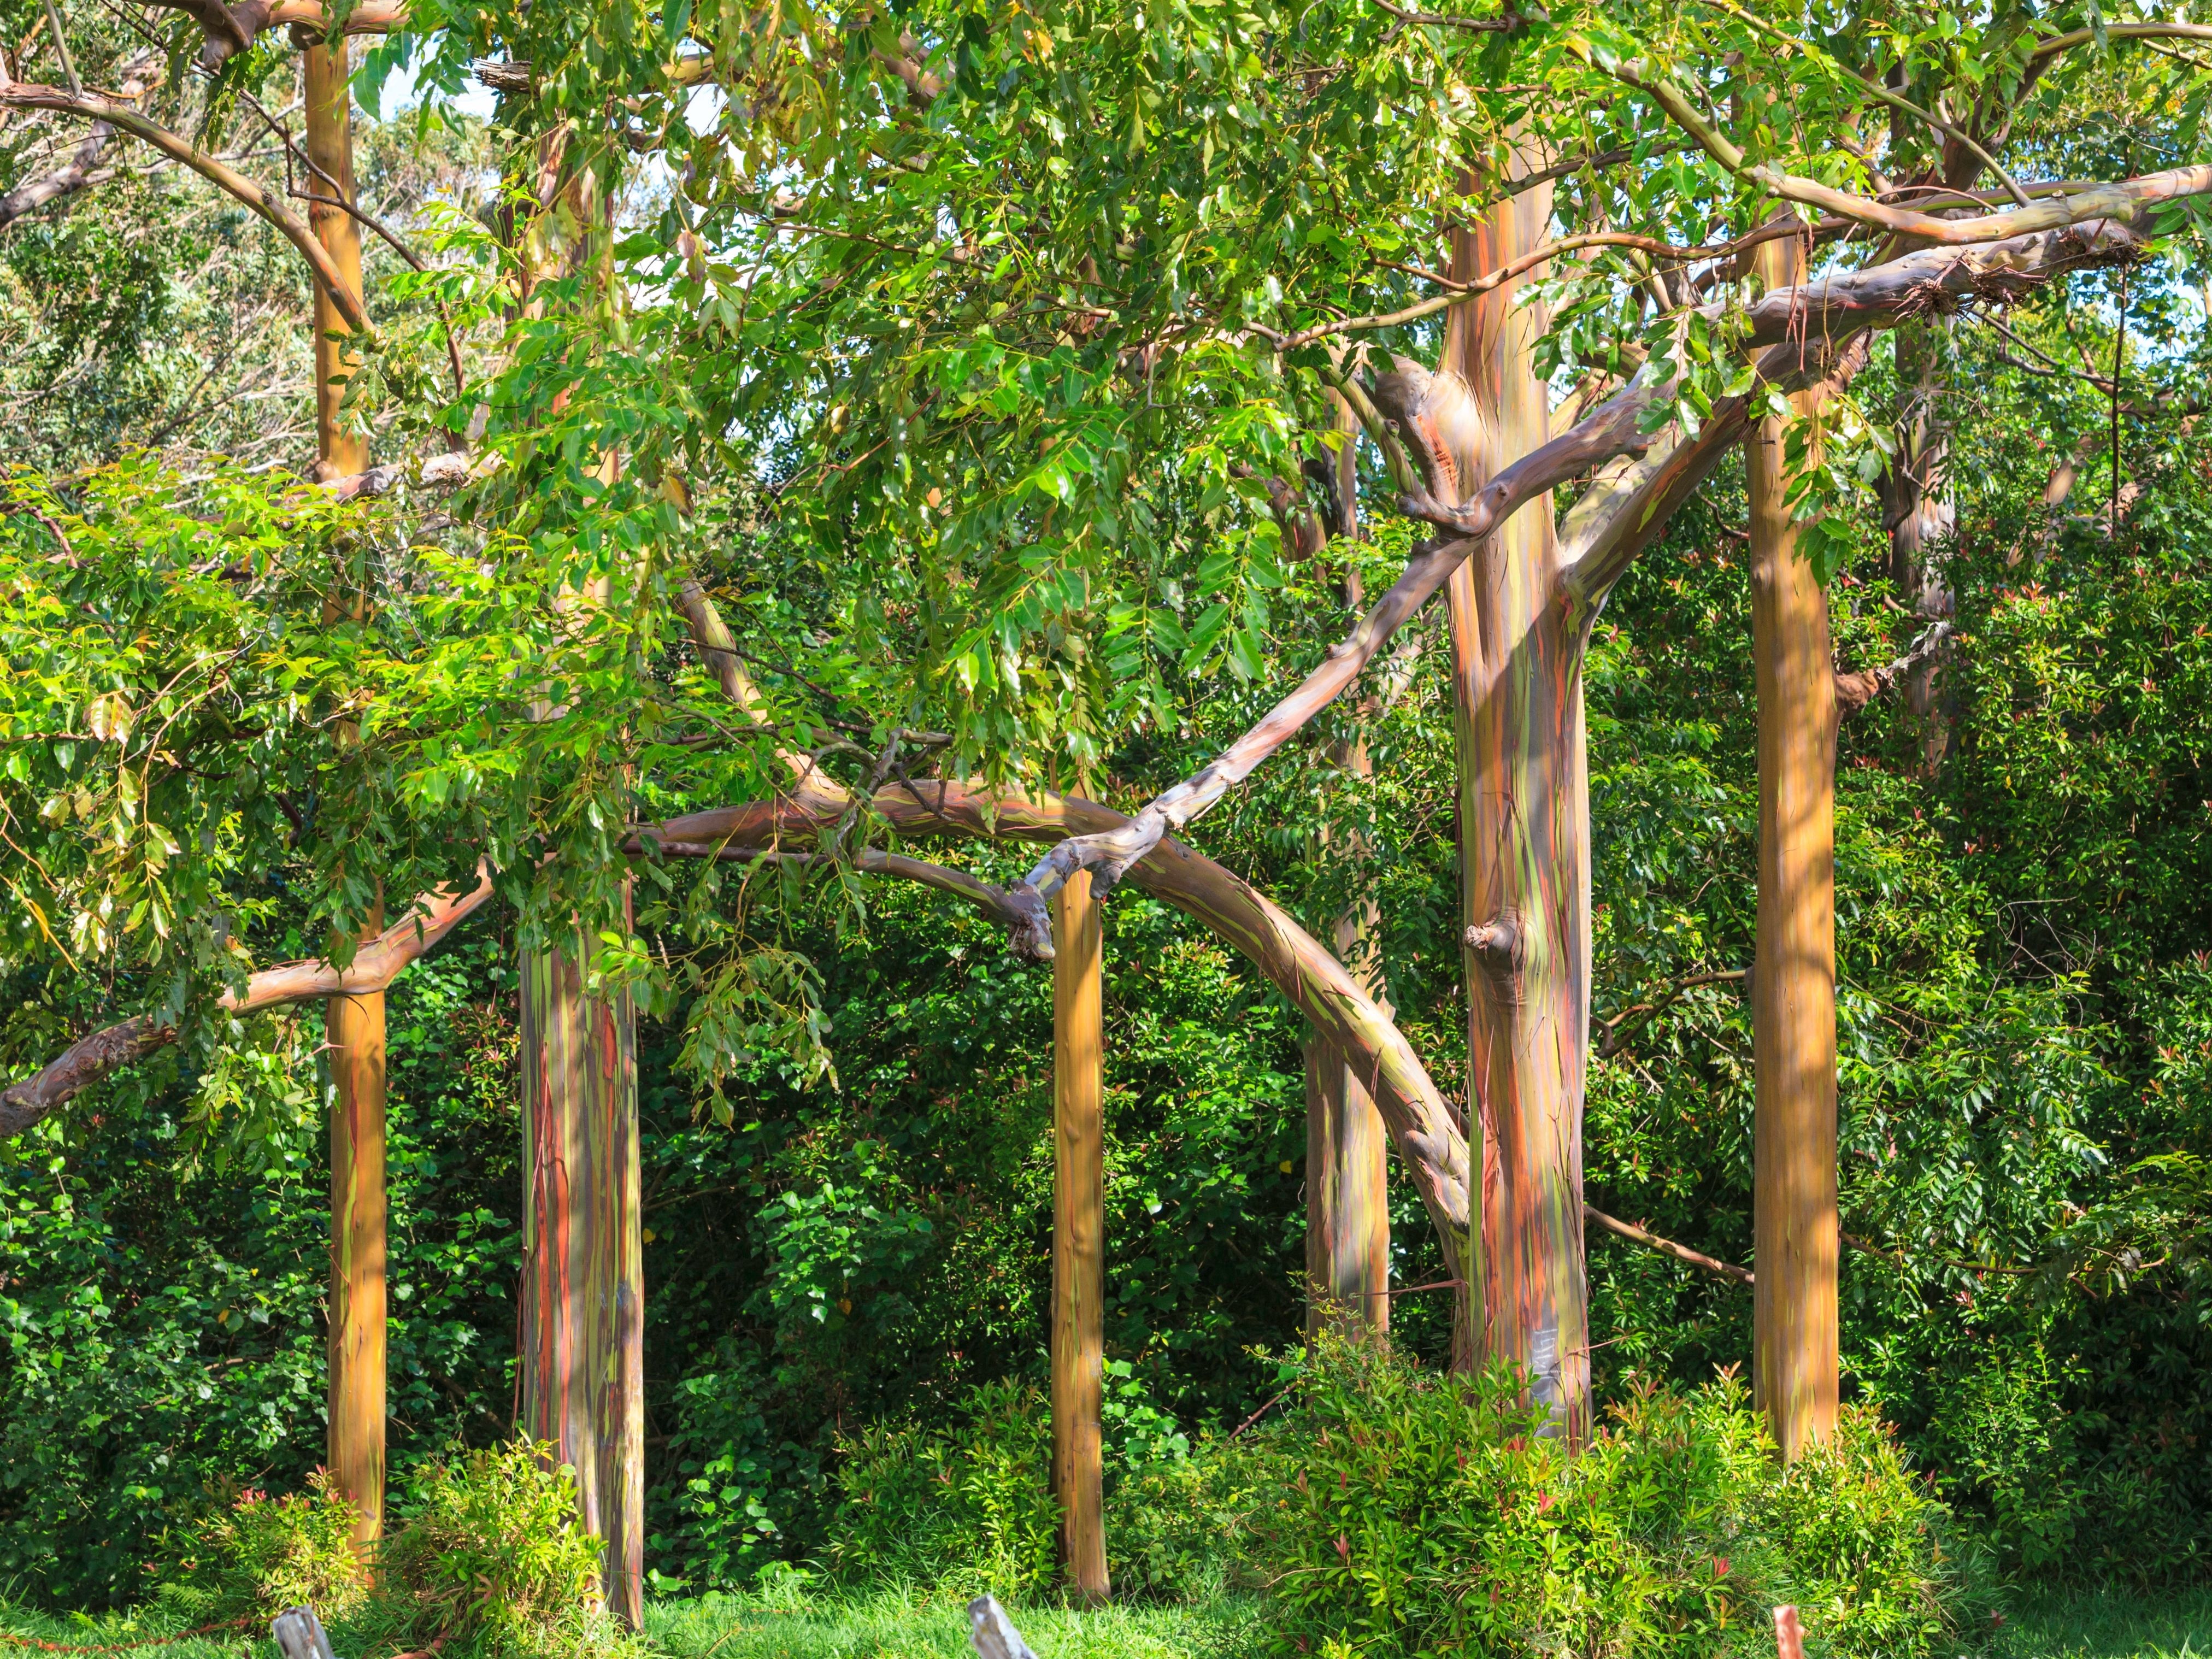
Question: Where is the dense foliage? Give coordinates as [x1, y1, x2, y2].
[4, 0, 2212, 1629]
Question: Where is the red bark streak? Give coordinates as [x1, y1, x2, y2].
[1445, 161, 1591, 1437]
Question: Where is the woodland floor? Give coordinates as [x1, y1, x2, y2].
[1, 1584, 2205, 1658]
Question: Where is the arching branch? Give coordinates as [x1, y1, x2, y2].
[0, 873, 492, 1134]
[0, 77, 370, 332]
[0, 53, 161, 228]
[1596, 48, 2212, 249]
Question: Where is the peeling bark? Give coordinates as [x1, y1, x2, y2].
[520, 929, 644, 1626]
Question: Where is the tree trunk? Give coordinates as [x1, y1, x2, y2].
[1748, 236, 1841, 1462]
[1874, 318, 1956, 773]
[1444, 169, 1591, 1437]
[326, 919, 385, 1554]
[520, 930, 644, 1625]
[303, 38, 365, 479]
[1050, 872, 1109, 1604]
[307, 34, 382, 1546]
[1304, 437, 1390, 1342]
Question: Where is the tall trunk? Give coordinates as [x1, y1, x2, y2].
[1444, 170, 1591, 1437]
[1748, 237, 1841, 1462]
[1304, 416, 1391, 1344]
[327, 911, 385, 1552]
[520, 929, 644, 1623]
[304, 38, 365, 479]
[508, 133, 645, 1619]
[307, 34, 382, 1546]
[1050, 872, 1109, 1604]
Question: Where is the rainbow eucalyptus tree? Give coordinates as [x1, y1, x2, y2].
[4, 0, 2209, 1563]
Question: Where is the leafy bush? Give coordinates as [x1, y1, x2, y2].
[1236, 1342, 1993, 1659]
[828, 1381, 1061, 1597]
[829, 1369, 1248, 1602]
[367, 1440, 637, 1659]
[157, 1469, 366, 1623]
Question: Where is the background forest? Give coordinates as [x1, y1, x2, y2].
[2, 0, 2211, 1651]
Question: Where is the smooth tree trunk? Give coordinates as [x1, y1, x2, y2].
[1051, 872, 1109, 1604]
[326, 925, 385, 1551]
[1443, 168, 1591, 1436]
[520, 931, 645, 1623]
[1304, 432, 1391, 1340]
[1748, 236, 1842, 1461]
[304, 37, 365, 479]
[307, 33, 383, 1545]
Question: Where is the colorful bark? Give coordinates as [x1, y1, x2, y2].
[520, 933, 644, 1625]
[1748, 236, 1842, 1461]
[1304, 1032, 1391, 1342]
[1444, 170, 1591, 1437]
[1050, 873, 1109, 1603]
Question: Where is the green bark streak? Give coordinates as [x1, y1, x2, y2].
[520, 934, 644, 1627]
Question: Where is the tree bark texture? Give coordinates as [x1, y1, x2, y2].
[1051, 873, 1109, 1604]
[520, 933, 644, 1626]
[303, 37, 366, 478]
[1304, 496, 1391, 1343]
[307, 37, 382, 1544]
[1748, 236, 1842, 1462]
[1304, 1029, 1391, 1341]
[1443, 167, 1591, 1437]
[327, 902, 386, 1553]
[1875, 319, 1957, 773]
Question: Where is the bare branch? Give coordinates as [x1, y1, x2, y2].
[0, 78, 372, 332]
[1, 873, 492, 1134]
[1592, 48, 2212, 248]
[0, 52, 161, 228]
[1834, 620, 1954, 715]
[2029, 21, 2212, 63]
[1586, 1203, 1754, 1286]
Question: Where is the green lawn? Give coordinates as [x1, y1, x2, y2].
[3, 1584, 2204, 1658]
[645, 1589, 1258, 1659]
[2000, 1586, 2212, 1659]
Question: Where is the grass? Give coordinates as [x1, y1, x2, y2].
[1999, 1585, 2212, 1659]
[646, 1587, 1260, 1659]
[2, 1583, 2204, 1659]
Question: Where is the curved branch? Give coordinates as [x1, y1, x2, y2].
[661, 586, 1472, 1263]
[0, 54, 161, 228]
[1596, 50, 2212, 248]
[0, 873, 492, 1135]
[2029, 21, 2212, 62]
[0, 79, 370, 332]
[1834, 620, 1954, 715]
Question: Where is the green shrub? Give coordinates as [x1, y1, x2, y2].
[829, 1370, 1250, 1602]
[828, 1381, 1061, 1597]
[366, 1440, 640, 1659]
[157, 1469, 367, 1623]
[1236, 1342, 1993, 1659]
